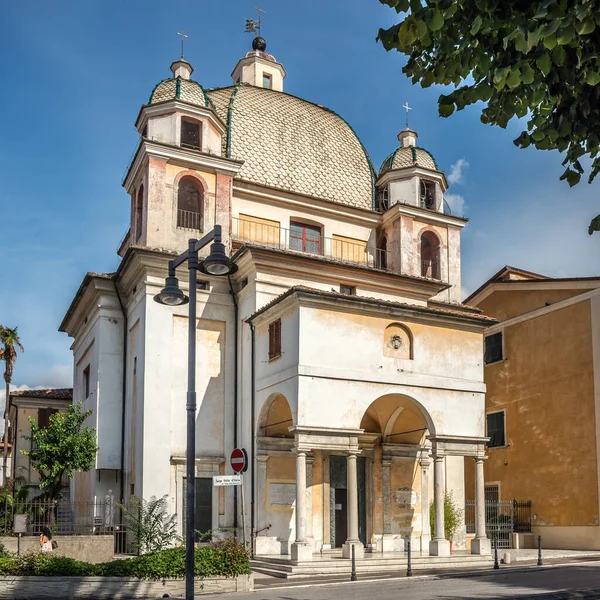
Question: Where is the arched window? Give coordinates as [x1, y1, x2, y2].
[135, 185, 144, 241]
[420, 180, 436, 210]
[177, 177, 203, 230]
[421, 231, 441, 279]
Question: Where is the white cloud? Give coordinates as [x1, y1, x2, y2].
[444, 193, 466, 216]
[448, 158, 469, 185]
[29, 364, 72, 389]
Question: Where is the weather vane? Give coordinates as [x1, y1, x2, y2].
[177, 30, 189, 59]
[402, 102, 412, 129]
[403, 102, 412, 128]
[245, 5, 266, 37]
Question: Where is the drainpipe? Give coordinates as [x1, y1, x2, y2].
[249, 321, 256, 556]
[113, 279, 127, 505]
[227, 275, 239, 533]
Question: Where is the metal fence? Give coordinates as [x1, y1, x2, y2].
[231, 217, 393, 273]
[465, 499, 532, 549]
[0, 496, 137, 555]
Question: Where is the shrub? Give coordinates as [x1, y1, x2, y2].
[0, 538, 251, 579]
[118, 495, 178, 554]
[429, 492, 464, 541]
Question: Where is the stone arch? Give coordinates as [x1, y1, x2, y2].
[383, 323, 413, 359]
[257, 393, 294, 438]
[360, 394, 434, 444]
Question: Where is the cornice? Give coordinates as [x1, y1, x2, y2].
[134, 99, 227, 134]
[381, 201, 468, 229]
[123, 139, 244, 192]
[232, 181, 381, 227]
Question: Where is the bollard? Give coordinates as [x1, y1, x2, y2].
[350, 543, 357, 581]
[493, 538, 500, 570]
[406, 540, 413, 577]
[537, 535, 543, 566]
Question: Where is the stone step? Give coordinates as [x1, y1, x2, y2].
[251, 555, 494, 579]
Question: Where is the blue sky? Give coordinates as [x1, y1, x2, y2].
[1, 0, 599, 395]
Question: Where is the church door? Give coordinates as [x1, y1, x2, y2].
[183, 477, 213, 542]
[329, 455, 367, 548]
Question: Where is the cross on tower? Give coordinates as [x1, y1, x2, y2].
[177, 30, 189, 59]
[245, 5, 266, 37]
[403, 102, 412, 128]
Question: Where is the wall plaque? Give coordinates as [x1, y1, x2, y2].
[269, 482, 296, 507]
[394, 487, 417, 509]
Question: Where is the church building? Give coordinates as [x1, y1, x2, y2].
[59, 32, 496, 562]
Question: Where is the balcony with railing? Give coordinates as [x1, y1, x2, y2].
[232, 217, 391, 272]
[177, 209, 203, 231]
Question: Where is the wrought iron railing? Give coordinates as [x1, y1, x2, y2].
[465, 499, 532, 549]
[177, 209, 203, 231]
[232, 217, 391, 272]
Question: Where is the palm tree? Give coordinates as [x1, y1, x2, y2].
[0, 326, 24, 484]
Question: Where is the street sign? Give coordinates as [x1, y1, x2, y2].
[213, 475, 242, 487]
[230, 447, 248, 473]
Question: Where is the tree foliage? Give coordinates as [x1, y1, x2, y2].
[0, 326, 24, 384]
[377, 0, 600, 233]
[118, 495, 179, 555]
[21, 402, 98, 500]
[430, 491, 464, 541]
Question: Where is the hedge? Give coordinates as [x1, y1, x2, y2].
[0, 538, 251, 579]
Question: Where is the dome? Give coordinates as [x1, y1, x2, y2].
[206, 84, 375, 210]
[380, 146, 438, 177]
[149, 77, 210, 107]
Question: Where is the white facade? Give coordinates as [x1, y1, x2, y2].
[60, 36, 493, 560]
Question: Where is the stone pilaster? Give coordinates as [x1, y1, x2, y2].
[420, 457, 431, 552]
[381, 457, 394, 551]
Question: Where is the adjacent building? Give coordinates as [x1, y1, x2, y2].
[7, 388, 73, 497]
[59, 34, 496, 560]
[466, 266, 600, 549]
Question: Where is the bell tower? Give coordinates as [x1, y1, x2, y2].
[120, 56, 242, 257]
[376, 123, 467, 302]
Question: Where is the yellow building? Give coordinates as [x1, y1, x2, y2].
[466, 266, 600, 549]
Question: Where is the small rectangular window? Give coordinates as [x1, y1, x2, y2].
[262, 73, 272, 89]
[268, 319, 281, 361]
[241, 277, 249, 289]
[181, 118, 201, 150]
[83, 365, 90, 399]
[197, 280, 210, 291]
[340, 285, 356, 295]
[484, 332, 504, 364]
[486, 412, 506, 448]
[290, 222, 321, 254]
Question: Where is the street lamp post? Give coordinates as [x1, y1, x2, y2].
[153, 225, 237, 600]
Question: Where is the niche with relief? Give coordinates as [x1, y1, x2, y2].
[383, 323, 413, 359]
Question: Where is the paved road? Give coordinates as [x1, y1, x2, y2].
[230, 563, 600, 600]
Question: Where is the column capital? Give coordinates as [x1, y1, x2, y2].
[256, 454, 270, 463]
[433, 454, 444, 463]
[420, 458, 431, 468]
[474, 455, 488, 463]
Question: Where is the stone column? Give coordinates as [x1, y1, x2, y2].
[429, 455, 450, 556]
[254, 455, 271, 555]
[306, 454, 314, 548]
[471, 457, 491, 555]
[342, 452, 364, 559]
[291, 450, 312, 562]
[381, 457, 394, 551]
[420, 457, 431, 552]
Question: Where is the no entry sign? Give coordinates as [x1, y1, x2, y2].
[230, 448, 248, 473]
